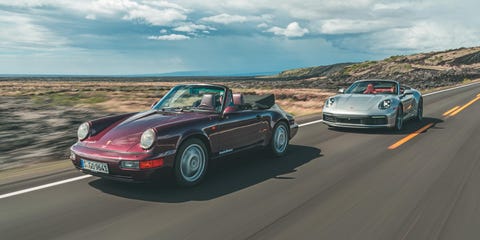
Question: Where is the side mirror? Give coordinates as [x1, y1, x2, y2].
[221, 106, 237, 118]
[150, 100, 159, 109]
[338, 88, 345, 94]
[404, 89, 414, 95]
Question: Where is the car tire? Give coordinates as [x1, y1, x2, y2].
[394, 106, 404, 131]
[174, 138, 208, 187]
[269, 122, 289, 157]
[415, 98, 423, 122]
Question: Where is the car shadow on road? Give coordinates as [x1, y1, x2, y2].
[88, 144, 321, 202]
[327, 117, 444, 135]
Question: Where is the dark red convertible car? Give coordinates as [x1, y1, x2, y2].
[70, 84, 298, 186]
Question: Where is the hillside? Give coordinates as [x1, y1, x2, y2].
[274, 46, 480, 90]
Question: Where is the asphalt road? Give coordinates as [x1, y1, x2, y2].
[1, 83, 480, 240]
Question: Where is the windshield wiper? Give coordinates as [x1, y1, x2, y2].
[161, 106, 197, 112]
[161, 107, 183, 112]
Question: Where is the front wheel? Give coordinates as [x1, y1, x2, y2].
[415, 99, 423, 121]
[269, 122, 289, 157]
[394, 106, 404, 131]
[174, 138, 208, 187]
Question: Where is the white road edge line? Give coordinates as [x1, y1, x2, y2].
[423, 81, 480, 96]
[1, 81, 479, 200]
[299, 119, 324, 127]
[0, 175, 92, 199]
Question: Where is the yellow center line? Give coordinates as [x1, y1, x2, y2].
[388, 93, 479, 150]
[388, 123, 434, 150]
[449, 96, 480, 116]
[442, 106, 460, 116]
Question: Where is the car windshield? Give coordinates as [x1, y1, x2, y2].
[345, 81, 398, 95]
[153, 85, 225, 113]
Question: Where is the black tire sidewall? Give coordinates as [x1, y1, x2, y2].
[395, 107, 403, 131]
[416, 99, 423, 121]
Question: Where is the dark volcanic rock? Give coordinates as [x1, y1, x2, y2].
[452, 51, 480, 65]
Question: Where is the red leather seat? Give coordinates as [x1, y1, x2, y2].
[232, 93, 245, 105]
[199, 94, 214, 109]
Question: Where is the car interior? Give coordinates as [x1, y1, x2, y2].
[361, 83, 397, 94]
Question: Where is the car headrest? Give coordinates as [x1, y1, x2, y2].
[232, 93, 245, 105]
[199, 94, 214, 109]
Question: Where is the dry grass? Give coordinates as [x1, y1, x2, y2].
[3, 77, 478, 116]
[0, 80, 334, 116]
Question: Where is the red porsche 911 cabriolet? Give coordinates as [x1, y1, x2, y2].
[70, 84, 298, 186]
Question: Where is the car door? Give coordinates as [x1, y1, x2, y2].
[209, 110, 269, 155]
[399, 86, 415, 117]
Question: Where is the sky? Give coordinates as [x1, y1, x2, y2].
[0, 0, 479, 75]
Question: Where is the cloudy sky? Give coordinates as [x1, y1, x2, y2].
[0, 0, 478, 75]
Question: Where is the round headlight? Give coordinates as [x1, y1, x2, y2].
[140, 129, 156, 150]
[325, 98, 335, 108]
[77, 122, 90, 140]
[379, 99, 392, 109]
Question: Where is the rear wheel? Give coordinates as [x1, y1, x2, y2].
[394, 106, 404, 131]
[174, 138, 208, 187]
[415, 98, 423, 121]
[270, 122, 289, 157]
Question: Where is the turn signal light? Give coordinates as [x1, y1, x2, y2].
[139, 159, 164, 169]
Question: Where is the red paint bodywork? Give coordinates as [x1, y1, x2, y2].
[70, 84, 298, 182]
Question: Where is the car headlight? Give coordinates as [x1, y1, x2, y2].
[379, 99, 392, 109]
[77, 122, 90, 140]
[325, 98, 335, 108]
[140, 129, 156, 150]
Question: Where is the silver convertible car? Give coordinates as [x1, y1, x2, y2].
[322, 79, 423, 130]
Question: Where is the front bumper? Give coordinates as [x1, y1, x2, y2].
[290, 123, 299, 139]
[70, 144, 176, 182]
[322, 112, 396, 129]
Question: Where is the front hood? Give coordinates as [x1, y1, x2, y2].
[84, 110, 211, 152]
[331, 94, 388, 112]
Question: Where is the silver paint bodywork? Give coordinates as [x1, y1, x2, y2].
[322, 79, 422, 128]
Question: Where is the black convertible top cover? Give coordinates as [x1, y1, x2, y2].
[244, 94, 275, 109]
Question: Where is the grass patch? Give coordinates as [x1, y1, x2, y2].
[31, 92, 108, 107]
[343, 61, 377, 74]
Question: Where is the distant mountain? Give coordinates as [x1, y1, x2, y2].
[0, 71, 279, 78]
[272, 46, 480, 89]
[133, 70, 279, 77]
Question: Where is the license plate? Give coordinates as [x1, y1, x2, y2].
[81, 159, 109, 174]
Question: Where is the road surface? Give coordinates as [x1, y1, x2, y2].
[1, 83, 480, 240]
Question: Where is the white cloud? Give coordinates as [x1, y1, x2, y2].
[267, 22, 309, 37]
[319, 19, 393, 34]
[173, 23, 215, 33]
[0, 0, 479, 56]
[0, 11, 68, 51]
[372, 2, 415, 11]
[373, 22, 479, 51]
[85, 0, 188, 26]
[160, 29, 168, 34]
[257, 23, 268, 28]
[200, 13, 247, 24]
[85, 14, 96, 20]
[148, 34, 190, 40]
[148, 1, 189, 12]
[123, 7, 186, 25]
